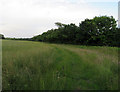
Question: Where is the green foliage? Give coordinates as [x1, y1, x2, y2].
[32, 16, 119, 47]
[55, 22, 66, 28]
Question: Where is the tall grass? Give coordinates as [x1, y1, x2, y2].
[2, 40, 118, 90]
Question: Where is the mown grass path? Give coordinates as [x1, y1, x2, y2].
[2, 40, 118, 90]
[50, 44, 118, 90]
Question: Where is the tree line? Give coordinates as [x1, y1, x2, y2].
[4, 38, 32, 41]
[32, 16, 120, 47]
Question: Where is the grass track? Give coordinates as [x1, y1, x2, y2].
[2, 40, 118, 90]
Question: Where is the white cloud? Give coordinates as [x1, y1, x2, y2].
[0, 0, 118, 38]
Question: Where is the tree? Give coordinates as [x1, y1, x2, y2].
[93, 16, 117, 46]
[0, 34, 5, 39]
[55, 22, 66, 28]
[32, 16, 118, 46]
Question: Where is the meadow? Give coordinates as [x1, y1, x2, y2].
[2, 40, 118, 90]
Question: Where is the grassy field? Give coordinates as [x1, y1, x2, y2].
[2, 40, 118, 90]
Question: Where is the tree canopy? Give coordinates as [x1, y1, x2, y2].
[32, 16, 119, 47]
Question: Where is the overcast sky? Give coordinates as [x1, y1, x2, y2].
[0, 0, 119, 38]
